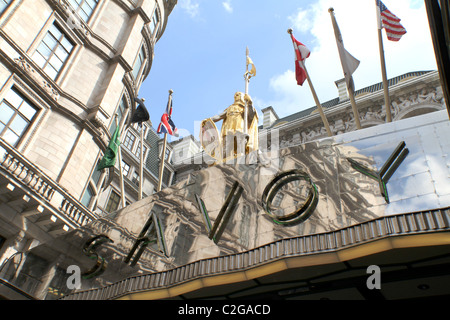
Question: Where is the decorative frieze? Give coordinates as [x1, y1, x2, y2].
[13, 56, 60, 102]
[277, 78, 445, 147]
[49, 0, 91, 38]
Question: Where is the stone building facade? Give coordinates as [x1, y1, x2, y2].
[0, 0, 177, 298]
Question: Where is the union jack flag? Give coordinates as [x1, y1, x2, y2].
[377, 0, 407, 41]
[157, 98, 178, 136]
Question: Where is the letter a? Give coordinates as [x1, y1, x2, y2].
[366, 265, 381, 290]
[66, 265, 81, 290]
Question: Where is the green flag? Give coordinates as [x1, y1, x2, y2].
[97, 126, 121, 171]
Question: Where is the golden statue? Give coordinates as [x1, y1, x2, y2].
[200, 92, 259, 162]
[199, 47, 258, 163]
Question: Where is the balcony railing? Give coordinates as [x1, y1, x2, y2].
[0, 138, 98, 229]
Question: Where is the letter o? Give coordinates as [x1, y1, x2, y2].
[261, 169, 319, 225]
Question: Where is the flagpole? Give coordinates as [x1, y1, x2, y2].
[347, 86, 362, 129]
[138, 122, 144, 200]
[375, 0, 392, 123]
[244, 47, 250, 135]
[288, 29, 332, 137]
[115, 114, 126, 208]
[328, 8, 362, 130]
[157, 89, 173, 192]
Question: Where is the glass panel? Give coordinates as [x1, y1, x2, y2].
[78, 10, 89, 22]
[0, 0, 12, 13]
[0, 1, 8, 14]
[31, 51, 46, 68]
[18, 102, 36, 121]
[48, 24, 62, 40]
[81, 185, 93, 207]
[9, 115, 27, 135]
[37, 42, 53, 59]
[54, 45, 69, 61]
[91, 163, 102, 184]
[4, 89, 23, 108]
[86, 0, 97, 8]
[67, 0, 79, 9]
[105, 191, 120, 213]
[0, 103, 14, 125]
[49, 54, 63, 70]
[44, 64, 58, 80]
[60, 37, 73, 52]
[43, 34, 58, 51]
[2, 129, 19, 146]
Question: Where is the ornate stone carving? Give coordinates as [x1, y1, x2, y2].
[13, 56, 60, 101]
[50, 0, 91, 38]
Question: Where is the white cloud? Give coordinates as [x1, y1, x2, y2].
[260, 0, 437, 118]
[288, 8, 313, 34]
[222, 0, 233, 13]
[179, 0, 200, 18]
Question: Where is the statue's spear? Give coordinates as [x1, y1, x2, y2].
[244, 47, 256, 134]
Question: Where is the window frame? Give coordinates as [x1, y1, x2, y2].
[80, 183, 95, 208]
[0, 0, 13, 15]
[66, 0, 99, 23]
[132, 44, 147, 82]
[105, 189, 121, 213]
[121, 160, 130, 178]
[110, 94, 130, 134]
[149, 7, 160, 37]
[31, 22, 75, 81]
[0, 86, 40, 148]
[123, 130, 136, 152]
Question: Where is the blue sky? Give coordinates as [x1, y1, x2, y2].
[140, 0, 437, 143]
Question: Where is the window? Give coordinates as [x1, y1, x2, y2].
[131, 171, 139, 187]
[132, 46, 146, 80]
[0, 88, 38, 147]
[110, 96, 128, 134]
[123, 131, 136, 151]
[0, 0, 12, 14]
[67, 0, 99, 22]
[164, 147, 171, 161]
[163, 167, 172, 186]
[149, 9, 159, 35]
[122, 160, 130, 177]
[80, 184, 94, 207]
[91, 163, 102, 184]
[134, 143, 147, 158]
[32, 23, 74, 80]
[105, 190, 120, 213]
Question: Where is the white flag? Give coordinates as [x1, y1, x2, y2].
[330, 9, 360, 91]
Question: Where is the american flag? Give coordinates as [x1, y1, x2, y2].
[377, 0, 407, 41]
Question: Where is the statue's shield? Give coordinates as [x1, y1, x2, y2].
[200, 118, 222, 161]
